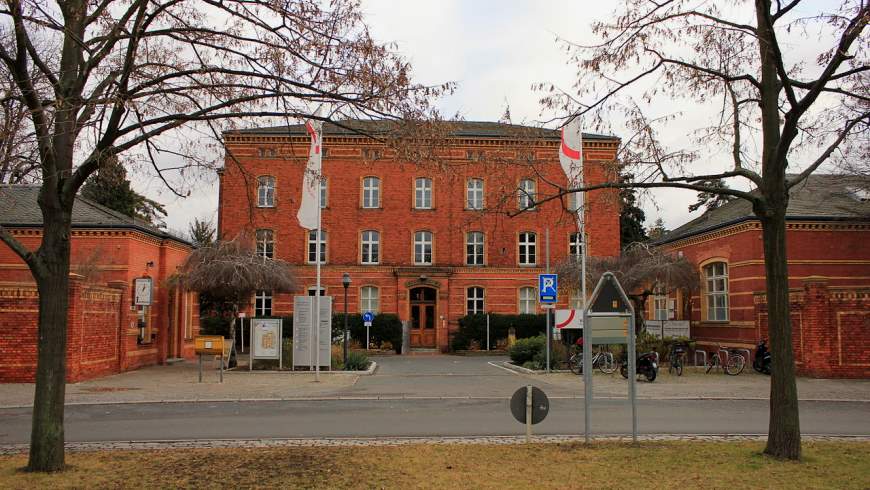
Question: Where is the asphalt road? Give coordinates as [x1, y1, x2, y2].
[0, 398, 866, 444]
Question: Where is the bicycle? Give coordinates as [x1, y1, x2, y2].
[568, 347, 617, 375]
[705, 345, 746, 376]
[668, 343, 687, 376]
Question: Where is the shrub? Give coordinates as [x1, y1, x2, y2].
[509, 335, 546, 365]
[339, 313, 403, 353]
[343, 351, 370, 371]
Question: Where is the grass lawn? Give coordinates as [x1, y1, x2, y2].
[1, 441, 868, 489]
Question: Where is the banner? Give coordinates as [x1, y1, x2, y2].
[296, 114, 323, 230]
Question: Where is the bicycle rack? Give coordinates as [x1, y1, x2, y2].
[694, 350, 707, 367]
[736, 348, 751, 364]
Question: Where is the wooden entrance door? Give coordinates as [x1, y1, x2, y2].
[409, 287, 437, 347]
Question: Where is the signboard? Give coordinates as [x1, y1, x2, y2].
[195, 335, 225, 355]
[362, 311, 374, 327]
[588, 316, 630, 343]
[293, 295, 332, 368]
[538, 274, 558, 303]
[582, 271, 638, 443]
[133, 277, 153, 306]
[251, 318, 281, 360]
[663, 320, 690, 338]
[555, 309, 583, 329]
[645, 320, 690, 339]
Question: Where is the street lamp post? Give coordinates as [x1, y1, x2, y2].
[342, 272, 351, 366]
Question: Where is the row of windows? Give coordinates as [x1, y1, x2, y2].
[253, 286, 540, 316]
[256, 229, 583, 266]
[256, 175, 584, 212]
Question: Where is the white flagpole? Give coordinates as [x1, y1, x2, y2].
[315, 175, 321, 382]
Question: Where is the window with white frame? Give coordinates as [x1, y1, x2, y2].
[466, 231, 484, 266]
[653, 294, 668, 320]
[467, 287, 485, 314]
[257, 176, 275, 207]
[466, 178, 484, 210]
[415, 177, 433, 209]
[518, 179, 536, 210]
[256, 229, 274, 259]
[518, 232, 536, 265]
[519, 287, 536, 314]
[704, 262, 729, 321]
[360, 286, 379, 313]
[320, 179, 327, 208]
[307, 229, 326, 264]
[307, 286, 326, 296]
[414, 231, 433, 265]
[362, 176, 380, 208]
[255, 290, 272, 316]
[569, 232, 582, 259]
[361, 230, 380, 264]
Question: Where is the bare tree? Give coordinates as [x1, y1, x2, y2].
[538, 0, 868, 459]
[0, 0, 445, 471]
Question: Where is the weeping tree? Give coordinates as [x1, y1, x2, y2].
[555, 242, 698, 332]
[178, 237, 296, 337]
[539, 0, 868, 459]
[0, 0, 445, 472]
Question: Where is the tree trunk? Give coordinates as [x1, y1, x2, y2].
[760, 211, 801, 460]
[27, 218, 72, 472]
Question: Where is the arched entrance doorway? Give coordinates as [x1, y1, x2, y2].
[409, 286, 437, 347]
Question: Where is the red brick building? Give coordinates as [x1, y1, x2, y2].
[219, 121, 621, 352]
[652, 175, 870, 378]
[0, 186, 199, 382]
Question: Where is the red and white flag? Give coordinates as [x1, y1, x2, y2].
[559, 117, 584, 228]
[296, 114, 323, 230]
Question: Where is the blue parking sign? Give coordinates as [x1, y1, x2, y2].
[539, 274, 558, 303]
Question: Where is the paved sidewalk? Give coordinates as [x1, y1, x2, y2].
[2, 355, 869, 407]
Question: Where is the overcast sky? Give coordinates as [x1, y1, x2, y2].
[148, 0, 837, 237]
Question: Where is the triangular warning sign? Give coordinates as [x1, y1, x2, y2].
[587, 272, 633, 315]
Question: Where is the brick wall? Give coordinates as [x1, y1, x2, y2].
[754, 278, 870, 378]
[0, 275, 127, 382]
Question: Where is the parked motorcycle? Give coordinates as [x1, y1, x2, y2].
[753, 339, 772, 375]
[620, 351, 658, 382]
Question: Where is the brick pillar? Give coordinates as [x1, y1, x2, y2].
[108, 280, 130, 373]
[801, 276, 832, 377]
[65, 273, 85, 382]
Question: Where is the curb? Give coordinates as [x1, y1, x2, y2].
[2, 394, 869, 410]
[2, 434, 868, 455]
[229, 360, 378, 376]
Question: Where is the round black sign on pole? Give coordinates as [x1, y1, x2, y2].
[510, 386, 550, 425]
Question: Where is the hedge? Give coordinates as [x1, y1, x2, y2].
[451, 313, 547, 351]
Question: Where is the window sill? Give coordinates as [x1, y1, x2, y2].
[360, 262, 380, 266]
[360, 206, 383, 210]
[257, 205, 276, 209]
[412, 208, 436, 211]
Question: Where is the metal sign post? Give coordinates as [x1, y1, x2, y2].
[363, 311, 374, 351]
[584, 272, 637, 443]
[539, 272, 558, 373]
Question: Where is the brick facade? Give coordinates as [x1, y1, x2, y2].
[655, 220, 870, 378]
[219, 122, 621, 352]
[0, 227, 200, 383]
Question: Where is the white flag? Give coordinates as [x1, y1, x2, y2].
[559, 117, 584, 228]
[296, 116, 323, 230]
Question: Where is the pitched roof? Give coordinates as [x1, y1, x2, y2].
[657, 174, 870, 245]
[0, 185, 190, 245]
[226, 119, 618, 141]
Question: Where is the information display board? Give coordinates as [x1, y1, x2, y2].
[293, 296, 332, 368]
[250, 318, 282, 370]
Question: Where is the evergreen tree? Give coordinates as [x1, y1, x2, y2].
[647, 218, 668, 241]
[688, 178, 735, 212]
[188, 218, 215, 248]
[619, 174, 648, 248]
[80, 157, 167, 228]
